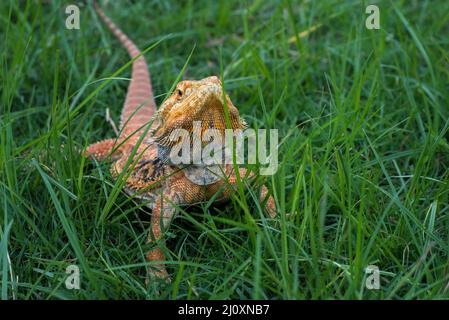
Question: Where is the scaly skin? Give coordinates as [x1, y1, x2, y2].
[86, 2, 277, 281]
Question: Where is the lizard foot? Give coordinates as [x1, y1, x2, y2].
[145, 247, 171, 285]
[145, 267, 172, 287]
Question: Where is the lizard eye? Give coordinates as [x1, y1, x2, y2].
[177, 89, 183, 97]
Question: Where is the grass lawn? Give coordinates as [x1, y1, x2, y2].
[0, 0, 448, 299]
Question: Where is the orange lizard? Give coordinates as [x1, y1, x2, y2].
[86, 1, 277, 281]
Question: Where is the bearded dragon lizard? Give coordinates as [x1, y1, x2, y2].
[86, 1, 277, 281]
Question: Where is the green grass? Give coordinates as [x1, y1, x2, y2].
[1, 0, 448, 299]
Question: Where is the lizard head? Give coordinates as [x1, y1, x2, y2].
[151, 76, 246, 162]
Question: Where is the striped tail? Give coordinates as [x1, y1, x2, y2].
[94, 1, 156, 139]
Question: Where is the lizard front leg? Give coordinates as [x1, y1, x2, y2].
[146, 177, 205, 282]
[259, 183, 277, 218]
[146, 188, 180, 281]
[236, 170, 277, 218]
[207, 167, 277, 218]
